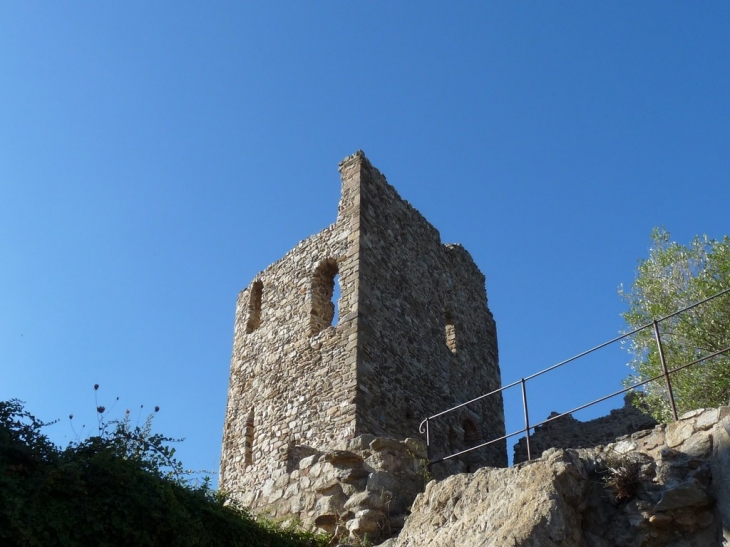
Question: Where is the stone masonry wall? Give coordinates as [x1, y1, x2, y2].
[220, 151, 505, 521]
[236, 434, 430, 544]
[220, 159, 363, 500]
[353, 156, 506, 470]
[513, 394, 658, 464]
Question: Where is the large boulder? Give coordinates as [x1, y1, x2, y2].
[392, 449, 587, 547]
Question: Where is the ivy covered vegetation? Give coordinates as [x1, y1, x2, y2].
[0, 398, 328, 547]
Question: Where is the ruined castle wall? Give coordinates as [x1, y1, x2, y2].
[220, 169, 364, 497]
[221, 151, 507, 506]
[351, 156, 506, 468]
[512, 395, 658, 464]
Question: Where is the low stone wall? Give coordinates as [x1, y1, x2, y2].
[513, 395, 657, 464]
[230, 434, 429, 544]
[386, 405, 730, 547]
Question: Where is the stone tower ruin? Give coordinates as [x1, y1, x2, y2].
[220, 151, 506, 511]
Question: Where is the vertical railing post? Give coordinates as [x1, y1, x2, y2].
[425, 418, 431, 460]
[521, 378, 532, 461]
[653, 320, 679, 421]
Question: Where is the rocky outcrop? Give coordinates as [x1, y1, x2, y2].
[387, 406, 730, 547]
[385, 449, 588, 547]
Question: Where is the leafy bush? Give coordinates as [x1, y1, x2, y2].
[0, 399, 328, 547]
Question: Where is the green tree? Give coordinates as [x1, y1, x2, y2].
[620, 228, 730, 422]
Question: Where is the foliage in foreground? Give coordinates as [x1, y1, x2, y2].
[0, 399, 328, 547]
[620, 228, 730, 422]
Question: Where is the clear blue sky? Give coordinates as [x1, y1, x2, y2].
[2, 3, 728, 477]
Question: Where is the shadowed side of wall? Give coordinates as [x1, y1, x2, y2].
[351, 154, 505, 469]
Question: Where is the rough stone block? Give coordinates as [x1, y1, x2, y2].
[666, 422, 696, 448]
[345, 434, 376, 452]
[347, 509, 386, 538]
[324, 450, 365, 468]
[370, 437, 405, 452]
[655, 479, 712, 511]
[682, 431, 712, 458]
[696, 408, 720, 430]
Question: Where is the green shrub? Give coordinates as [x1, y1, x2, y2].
[0, 399, 327, 547]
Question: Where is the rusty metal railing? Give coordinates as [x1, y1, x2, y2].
[419, 287, 730, 466]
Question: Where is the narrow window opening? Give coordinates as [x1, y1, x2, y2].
[445, 310, 457, 353]
[243, 408, 255, 467]
[310, 259, 339, 334]
[245, 281, 263, 334]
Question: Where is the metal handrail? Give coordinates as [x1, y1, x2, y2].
[420, 287, 730, 466]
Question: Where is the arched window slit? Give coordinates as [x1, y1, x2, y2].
[310, 259, 339, 334]
[445, 309, 457, 353]
[245, 281, 263, 334]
